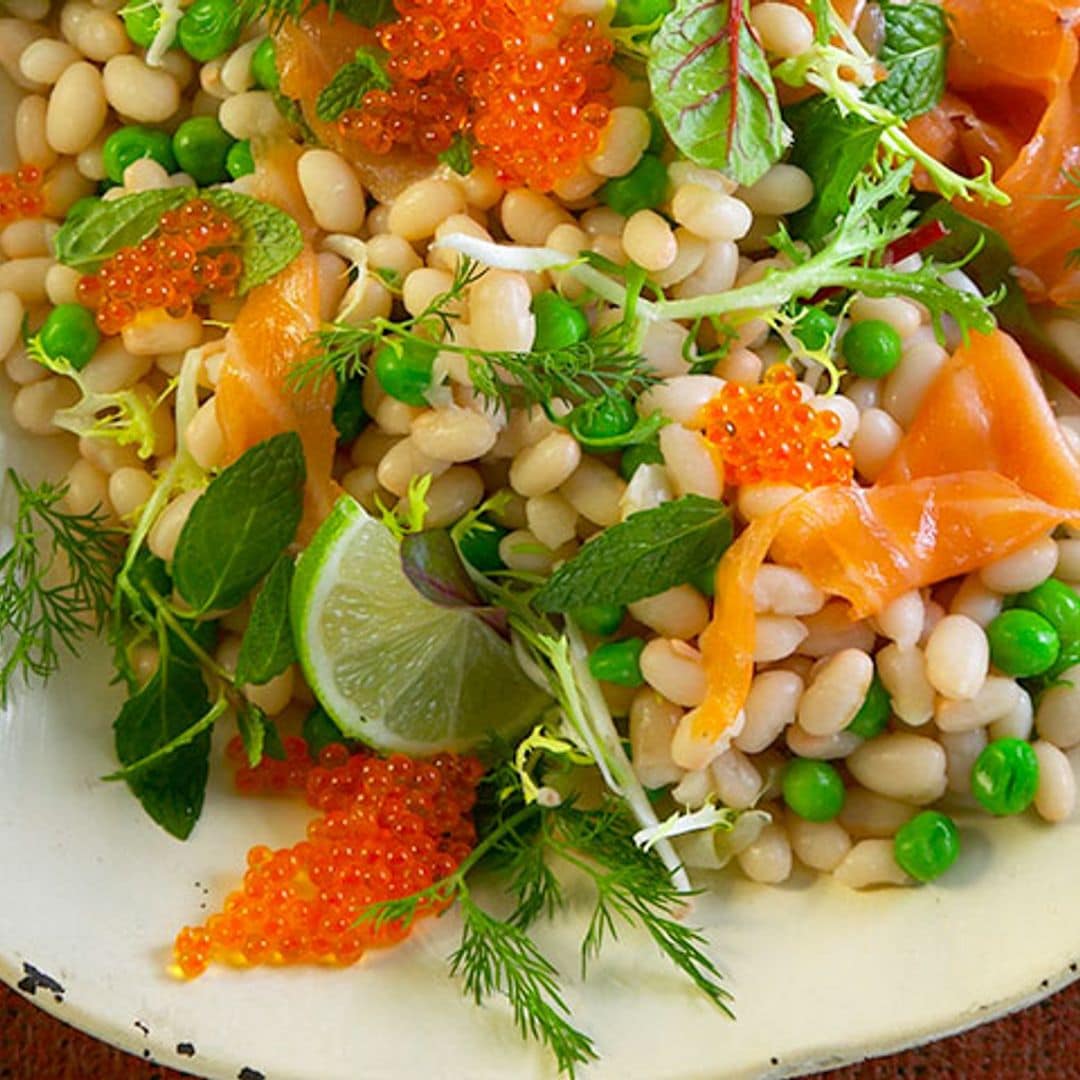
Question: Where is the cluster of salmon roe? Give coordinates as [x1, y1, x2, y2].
[0, 165, 45, 224]
[75, 199, 242, 335]
[699, 366, 855, 488]
[337, 0, 615, 190]
[173, 743, 485, 978]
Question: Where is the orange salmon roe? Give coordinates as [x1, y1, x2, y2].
[699, 366, 855, 489]
[173, 744, 485, 979]
[77, 199, 242, 335]
[336, 0, 614, 191]
[0, 165, 45, 224]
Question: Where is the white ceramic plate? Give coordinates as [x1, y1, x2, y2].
[2, 71, 1080, 1080]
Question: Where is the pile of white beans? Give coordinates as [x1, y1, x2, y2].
[2, 0, 1079, 891]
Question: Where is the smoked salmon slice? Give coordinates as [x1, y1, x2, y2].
[216, 248, 337, 542]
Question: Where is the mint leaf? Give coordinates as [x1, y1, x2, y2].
[54, 188, 190, 272]
[113, 637, 214, 840]
[785, 97, 885, 247]
[534, 496, 733, 612]
[866, 2, 947, 120]
[236, 700, 285, 766]
[648, 0, 786, 185]
[303, 704, 350, 755]
[235, 555, 297, 686]
[202, 189, 304, 293]
[173, 432, 306, 615]
[315, 47, 390, 123]
[438, 134, 474, 177]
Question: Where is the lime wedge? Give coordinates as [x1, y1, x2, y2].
[290, 496, 549, 755]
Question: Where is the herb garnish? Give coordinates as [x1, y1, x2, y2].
[648, 0, 786, 185]
[0, 471, 119, 705]
[866, 1, 948, 120]
[314, 47, 391, 123]
[534, 495, 733, 612]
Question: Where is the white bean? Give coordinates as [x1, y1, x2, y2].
[659, 424, 722, 499]
[847, 733, 947, 804]
[736, 822, 792, 884]
[1032, 740, 1077, 823]
[788, 816, 852, 872]
[622, 210, 677, 272]
[850, 296, 923, 339]
[20, 38, 80, 85]
[510, 430, 581, 497]
[672, 183, 752, 241]
[103, 55, 179, 124]
[838, 787, 916, 839]
[560, 457, 626, 527]
[736, 669, 803, 753]
[639, 374, 725, 424]
[62, 458, 109, 517]
[73, 7, 129, 62]
[979, 536, 1058, 594]
[375, 397, 423, 437]
[754, 616, 808, 663]
[882, 339, 948, 428]
[148, 490, 202, 562]
[585, 107, 650, 178]
[498, 528, 558, 575]
[417, 466, 484, 529]
[221, 38, 260, 95]
[874, 589, 923, 649]
[949, 574, 1003, 627]
[0, 291, 25, 360]
[935, 675, 1022, 734]
[629, 689, 683, 789]
[851, 406, 903, 481]
[1035, 664, 1080, 749]
[629, 585, 710, 640]
[411, 407, 497, 463]
[671, 239, 740, 298]
[924, 614, 989, 701]
[786, 725, 863, 760]
[737, 482, 804, 521]
[939, 728, 987, 795]
[640, 638, 707, 707]
[525, 493, 578, 551]
[500, 188, 571, 246]
[798, 602, 876, 657]
[753, 565, 825, 617]
[708, 747, 763, 809]
[121, 311, 202, 356]
[217, 90, 285, 140]
[469, 270, 535, 352]
[297, 149, 366, 234]
[389, 178, 466, 241]
[739, 162, 813, 213]
[797, 648, 874, 736]
[375, 437, 449, 497]
[833, 839, 911, 888]
[876, 643, 935, 727]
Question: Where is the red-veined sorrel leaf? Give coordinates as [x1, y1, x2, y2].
[648, 0, 786, 185]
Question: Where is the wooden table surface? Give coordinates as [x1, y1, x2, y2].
[3, 976, 1079, 1079]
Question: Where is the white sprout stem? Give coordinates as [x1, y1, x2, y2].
[147, 0, 183, 67]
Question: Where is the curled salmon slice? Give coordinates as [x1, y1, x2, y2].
[216, 248, 337, 542]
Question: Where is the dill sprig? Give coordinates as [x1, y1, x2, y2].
[357, 787, 731, 1077]
[1, 469, 119, 704]
[290, 255, 655, 412]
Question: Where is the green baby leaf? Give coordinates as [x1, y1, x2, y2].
[438, 134, 474, 177]
[785, 97, 885, 247]
[866, 2, 948, 120]
[173, 432, 306, 616]
[235, 555, 298, 686]
[534, 496, 733, 612]
[648, 0, 786, 185]
[54, 188, 190, 272]
[315, 47, 391, 123]
[202, 189, 304, 293]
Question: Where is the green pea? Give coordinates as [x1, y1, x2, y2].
[178, 0, 243, 62]
[599, 154, 669, 216]
[570, 396, 638, 446]
[986, 609, 1060, 678]
[374, 339, 437, 406]
[170, 116, 235, 186]
[1012, 579, 1080, 648]
[893, 811, 960, 882]
[531, 292, 588, 351]
[794, 306, 836, 352]
[588, 638, 645, 687]
[251, 36, 280, 92]
[611, 0, 675, 27]
[782, 758, 846, 822]
[225, 139, 255, 180]
[38, 304, 99, 372]
[458, 521, 507, 573]
[689, 561, 718, 597]
[971, 738, 1039, 816]
[846, 675, 891, 739]
[121, 0, 166, 48]
[620, 436, 664, 480]
[841, 319, 903, 378]
[102, 126, 177, 185]
[572, 604, 625, 637]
